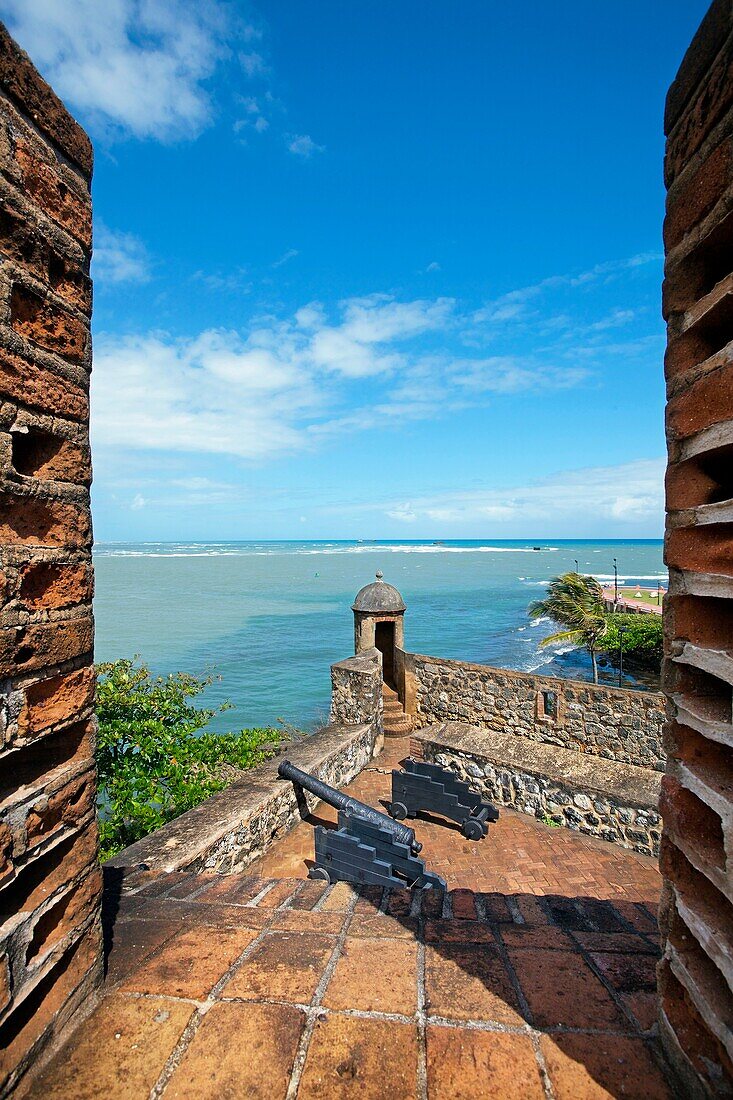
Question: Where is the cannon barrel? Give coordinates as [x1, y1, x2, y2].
[278, 760, 422, 854]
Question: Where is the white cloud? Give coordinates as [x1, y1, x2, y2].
[233, 95, 272, 139]
[272, 249, 299, 268]
[130, 493, 146, 510]
[191, 267, 252, 295]
[425, 262, 441, 273]
[91, 327, 318, 461]
[239, 51, 268, 78]
[93, 224, 151, 284]
[358, 459, 666, 529]
[386, 503, 418, 522]
[91, 290, 593, 463]
[473, 252, 662, 328]
[287, 134, 325, 157]
[1, 0, 249, 141]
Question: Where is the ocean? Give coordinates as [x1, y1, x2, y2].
[93, 539, 666, 734]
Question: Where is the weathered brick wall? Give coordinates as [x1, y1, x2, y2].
[660, 2, 733, 1094]
[402, 650, 665, 769]
[0, 25, 101, 1094]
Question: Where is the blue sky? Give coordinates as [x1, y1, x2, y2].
[4, 1, 709, 540]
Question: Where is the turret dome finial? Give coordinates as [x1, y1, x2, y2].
[376, 570, 383, 580]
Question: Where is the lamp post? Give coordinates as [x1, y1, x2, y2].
[613, 558, 618, 609]
[618, 624, 628, 687]
[574, 559, 579, 574]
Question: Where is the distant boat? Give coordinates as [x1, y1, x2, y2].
[432, 541, 445, 546]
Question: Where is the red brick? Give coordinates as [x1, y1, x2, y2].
[540, 1034, 673, 1099]
[18, 667, 95, 738]
[427, 1028, 544, 1099]
[25, 765, 96, 850]
[0, 615, 93, 675]
[18, 560, 93, 611]
[15, 827, 98, 916]
[15, 143, 91, 248]
[223, 930, 335, 1003]
[450, 888, 477, 919]
[425, 943, 523, 1024]
[27, 994, 192, 1100]
[666, 361, 733, 440]
[665, 525, 733, 580]
[665, 0, 732, 135]
[666, 48, 733, 186]
[0, 199, 51, 282]
[0, 954, 9, 1014]
[48, 254, 91, 314]
[165, 1002, 305, 1100]
[25, 867, 102, 967]
[665, 455, 719, 511]
[10, 283, 87, 364]
[0, 493, 91, 548]
[508, 947, 626, 1030]
[0, 26, 92, 174]
[12, 428, 90, 485]
[323, 937, 417, 1014]
[664, 139, 732, 251]
[299, 1014, 418, 1100]
[122, 926, 258, 999]
[0, 924, 101, 1090]
[0, 823, 12, 884]
[0, 348, 88, 421]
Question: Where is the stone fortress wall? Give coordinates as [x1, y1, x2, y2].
[390, 649, 666, 856]
[401, 650, 665, 770]
[658, 0, 733, 1092]
[0, 26, 101, 1094]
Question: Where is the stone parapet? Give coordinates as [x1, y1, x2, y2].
[330, 648, 384, 753]
[0, 22, 100, 1096]
[106, 720, 378, 876]
[412, 723, 662, 857]
[660, 2, 733, 1094]
[401, 650, 665, 770]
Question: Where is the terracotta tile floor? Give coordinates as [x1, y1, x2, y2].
[24, 737, 671, 1099]
[251, 737, 662, 904]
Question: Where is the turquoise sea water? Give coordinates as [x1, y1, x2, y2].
[93, 540, 666, 734]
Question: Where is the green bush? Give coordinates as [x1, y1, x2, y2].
[598, 614, 663, 671]
[95, 658, 283, 861]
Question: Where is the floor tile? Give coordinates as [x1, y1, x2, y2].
[221, 930, 336, 1003]
[163, 1001, 305, 1099]
[426, 1027, 544, 1099]
[298, 1013, 418, 1099]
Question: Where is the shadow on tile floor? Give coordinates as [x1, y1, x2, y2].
[21, 864, 674, 1100]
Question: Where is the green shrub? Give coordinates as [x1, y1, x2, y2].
[599, 614, 663, 671]
[95, 658, 283, 861]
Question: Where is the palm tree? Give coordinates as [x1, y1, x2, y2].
[529, 572, 608, 684]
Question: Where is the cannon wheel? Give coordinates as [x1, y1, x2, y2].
[309, 867, 332, 883]
[461, 818, 485, 841]
[390, 801, 408, 821]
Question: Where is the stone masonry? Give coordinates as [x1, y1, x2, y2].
[403, 651, 666, 770]
[660, 1, 733, 1094]
[0, 25, 101, 1096]
[413, 725, 662, 857]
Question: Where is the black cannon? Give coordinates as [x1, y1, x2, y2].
[390, 758, 499, 840]
[278, 760, 445, 891]
[278, 760, 421, 853]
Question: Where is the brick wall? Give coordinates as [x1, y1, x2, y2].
[660, 1, 733, 1094]
[0, 24, 101, 1094]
